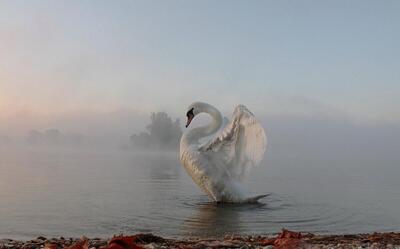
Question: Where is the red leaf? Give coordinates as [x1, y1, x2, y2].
[260, 229, 304, 249]
[104, 235, 144, 249]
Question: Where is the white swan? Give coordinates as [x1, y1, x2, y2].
[179, 102, 267, 203]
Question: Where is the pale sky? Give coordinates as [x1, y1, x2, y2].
[0, 0, 399, 124]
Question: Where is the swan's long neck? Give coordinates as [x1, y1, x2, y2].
[181, 103, 223, 148]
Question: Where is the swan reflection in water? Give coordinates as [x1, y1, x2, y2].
[182, 200, 266, 238]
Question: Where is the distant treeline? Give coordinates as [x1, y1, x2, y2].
[27, 129, 87, 146]
[130, 112, 182, 150]
[1, 112, 183, 150]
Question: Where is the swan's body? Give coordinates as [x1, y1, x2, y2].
[179, 102, 267, 203]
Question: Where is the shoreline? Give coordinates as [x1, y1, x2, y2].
[1, 230, 400, 249]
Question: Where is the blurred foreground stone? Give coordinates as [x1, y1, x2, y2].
[1, 229, 400, 249]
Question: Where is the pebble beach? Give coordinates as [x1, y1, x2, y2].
[2, 230, 400, 249]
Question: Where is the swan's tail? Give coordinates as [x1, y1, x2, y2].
[217, 194, 269, 203]
[217, 181, 269, 203]
[244, 194, 269, 203]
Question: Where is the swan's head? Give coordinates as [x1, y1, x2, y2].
[185, 102, 205, 128]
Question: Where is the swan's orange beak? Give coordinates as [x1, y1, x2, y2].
[186, 114, 194, 128]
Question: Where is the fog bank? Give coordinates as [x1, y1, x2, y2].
[0, 110, 398, 163]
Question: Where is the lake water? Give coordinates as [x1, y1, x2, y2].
[0, 146, 399, 239]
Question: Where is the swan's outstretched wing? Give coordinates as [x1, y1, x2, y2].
[199, 105, 267, 181]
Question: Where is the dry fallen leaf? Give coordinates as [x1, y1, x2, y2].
[65, 237, 89, 249]
[104, 235, 144, 249]
[261, 229, 305, 249]
[44, 243, 59, 249]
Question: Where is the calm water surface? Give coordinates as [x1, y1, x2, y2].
[0, 147, 399, 239]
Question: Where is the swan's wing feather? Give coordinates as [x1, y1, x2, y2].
[199, 105, 267, 181]
[198, 116, 230, 148]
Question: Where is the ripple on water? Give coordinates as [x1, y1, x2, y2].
[176, 193, 361, 238]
